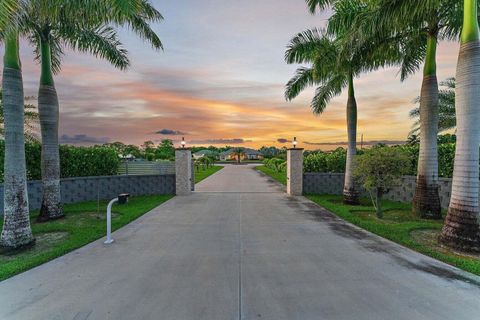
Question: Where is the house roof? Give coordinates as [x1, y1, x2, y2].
[193, 149, 215, 156]
[220, 148, 261, 156]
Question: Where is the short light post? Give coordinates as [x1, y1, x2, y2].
[104, 193, 130, 245]
[287, 137, 304, 196]
[176, 138, 192, 196]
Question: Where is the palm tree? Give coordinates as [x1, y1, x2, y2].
[409, 78, 456, 135]
[0, 90, 39, 142]
[0, 31, 35, 250]
[439, 0, 480, 252]
[231, 147, 245, 164]
[20, 0, 163, 222]
[285, 2, 399, 204]
[363, 0, 463, 219]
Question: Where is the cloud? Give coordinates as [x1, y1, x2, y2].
[277, 138, 290, 144]
[60, 134, 110, 145]
[303, 140, 406, 146]
[155, 129, 188, 135]
[189, 138, 251, 145]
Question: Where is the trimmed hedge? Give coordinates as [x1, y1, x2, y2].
[0, 141, 120, 182]
[303, 144, 461, 178]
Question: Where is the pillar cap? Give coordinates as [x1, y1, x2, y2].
[175, 147, 192, 151]
[288, 148, 304, 151]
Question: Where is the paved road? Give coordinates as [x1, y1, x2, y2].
[1, 164, 480, 320]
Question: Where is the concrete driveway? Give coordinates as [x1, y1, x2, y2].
[0, 164, 479, 320]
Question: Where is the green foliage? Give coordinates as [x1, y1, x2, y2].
[154, 139, 175, 160]
[59, 145, 120, 178]
[353, 147, 411, 217]
[263, 157, 286, 173]
[303, 139, 460, 178]
[304, 148, 347, 173]
[0, 141, 120, 181]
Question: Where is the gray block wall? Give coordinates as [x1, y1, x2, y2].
[0, 174, 175, 214]
[303, 173, 455, 209]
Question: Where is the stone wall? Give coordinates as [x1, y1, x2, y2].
[0, 174, 175, 214]
[303, 173, 454, 208]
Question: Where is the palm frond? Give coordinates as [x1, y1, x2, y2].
[285, 67, 316, 101]
[285, 28, 333, 64]
[58, 25, 130, 70]
[311, 75, 347, 114]
[305, 0, 334, 14]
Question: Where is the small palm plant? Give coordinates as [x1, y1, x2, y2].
[231, 148, 245, 164]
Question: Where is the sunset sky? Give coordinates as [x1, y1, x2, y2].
[2, 0, 459, 150]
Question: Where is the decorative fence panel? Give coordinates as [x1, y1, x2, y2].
[0, 174, 175, 214]
[118, 161, 176, 175]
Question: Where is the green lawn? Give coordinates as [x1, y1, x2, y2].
[256, 165, 286, 185]
[0, 194, 172, 281]
[195, 165, 223, 183]
[307, 195, 480, 276]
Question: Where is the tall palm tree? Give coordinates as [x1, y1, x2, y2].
[365, 0, 463, 219]
[409, 78, 456, 135]
[21, 0, 163, 222]
[0, 31, 35, 250]
[439, 0, 480, 252]
[285, 1, 399, 204]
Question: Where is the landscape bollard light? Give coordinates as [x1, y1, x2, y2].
[104, 193, 130, 245]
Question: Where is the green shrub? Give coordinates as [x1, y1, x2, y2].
[304, 148, 347, 173]
[0, 141, 120, 182]
[353, 148, 411, 218]
[303, 144, 465, 178]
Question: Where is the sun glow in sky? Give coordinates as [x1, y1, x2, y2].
[1, 0, 459, 150]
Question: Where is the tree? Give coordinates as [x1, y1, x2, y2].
[362, 0, 465, 219]
[0, 31, 35, 250]
[409, 78, 456, 135]
[285, 1, 399, 205]
[231, 147, 245, 164]
[0, 90, 39, 142]
[353, 147, 411, 218]
[439, 0, 480, 252]
[155, 139, 175, 160]
[21, 0, 163, 222]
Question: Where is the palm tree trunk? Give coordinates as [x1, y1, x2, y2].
[36, 38, 63, 222]
[0, 33, 35, 250]
[343, 73, 359, 205]
[412, 35, 441, 219]
[439, 0, 480, 252]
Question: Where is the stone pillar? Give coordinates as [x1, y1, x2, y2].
[175, 149, 192, 196]
[287, 148, 304, 196]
